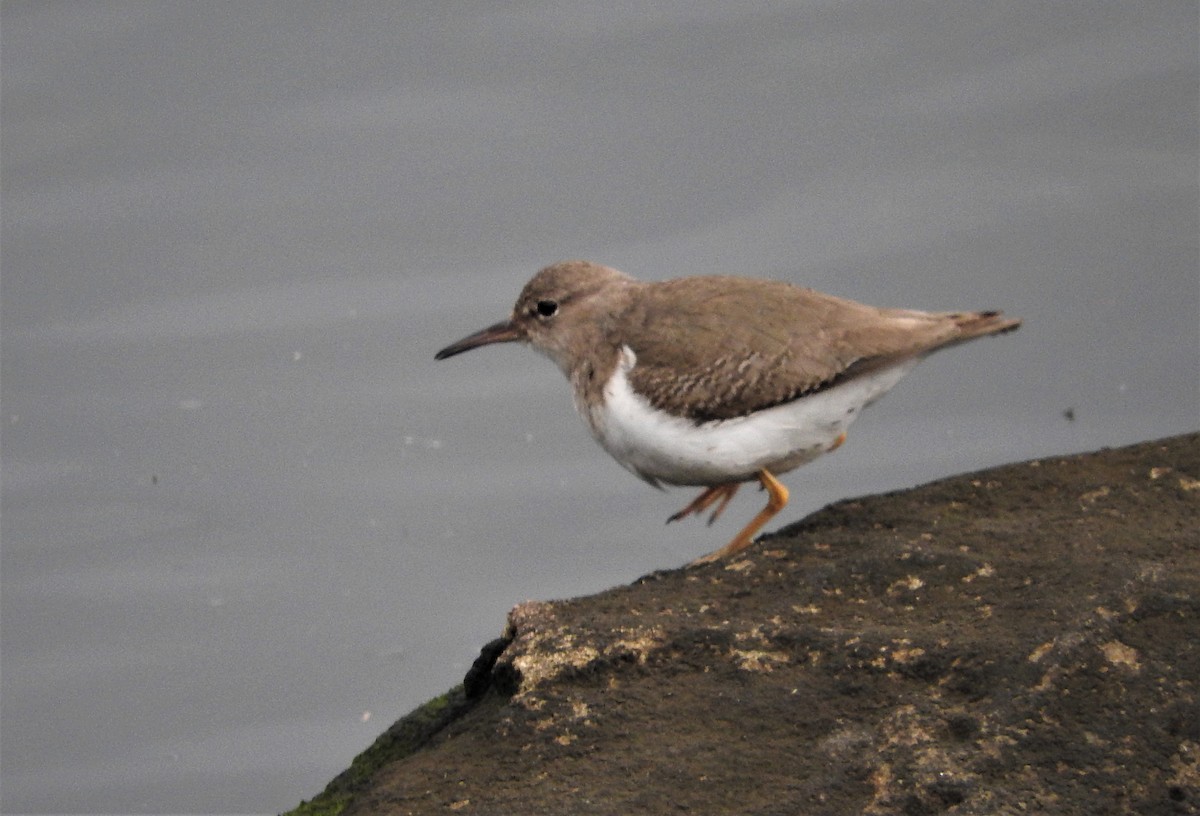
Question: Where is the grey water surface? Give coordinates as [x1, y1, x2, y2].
[2, 2, 1196, 813]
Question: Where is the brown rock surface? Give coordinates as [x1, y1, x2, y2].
[290, 433, 1199, 816]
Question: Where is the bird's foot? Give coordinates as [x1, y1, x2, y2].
[667, 483, 740, 526]
[688, 469, 789, 566]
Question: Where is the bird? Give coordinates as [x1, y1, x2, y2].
[435, 260, 1021, 564]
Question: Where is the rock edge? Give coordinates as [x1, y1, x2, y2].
[288, 433, 1199, 816]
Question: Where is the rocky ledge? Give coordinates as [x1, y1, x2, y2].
[289, 433, 1199, 816]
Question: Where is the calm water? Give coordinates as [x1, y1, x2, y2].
[2, 3, 1196, 812]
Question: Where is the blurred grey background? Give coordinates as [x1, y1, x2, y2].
[2, 2, 1196, 813]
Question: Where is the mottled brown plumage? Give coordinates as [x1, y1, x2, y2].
[620, 274, 1018, 421]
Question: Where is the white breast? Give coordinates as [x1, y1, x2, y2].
[583, 346, 918, 487]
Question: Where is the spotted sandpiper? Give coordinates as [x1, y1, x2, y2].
[435, 261, 1020, 564]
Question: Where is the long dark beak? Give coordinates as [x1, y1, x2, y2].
[434, 319, 524, 360]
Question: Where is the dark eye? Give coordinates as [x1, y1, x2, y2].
[535, 299, 558, 318]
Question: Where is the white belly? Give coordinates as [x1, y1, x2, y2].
[585, 347, 918, 487]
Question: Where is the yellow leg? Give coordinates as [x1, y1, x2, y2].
[667, 483, 740, 526]
[690, 468, 789, 565]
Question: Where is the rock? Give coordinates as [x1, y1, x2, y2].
[288, 433, 1200, 816]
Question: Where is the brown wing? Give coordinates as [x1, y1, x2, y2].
[620, 276, 1018, 422]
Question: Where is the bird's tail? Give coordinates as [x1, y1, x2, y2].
[950, 310, 1022, 341]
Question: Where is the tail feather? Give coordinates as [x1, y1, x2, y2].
[951, 310, 1022, 341]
